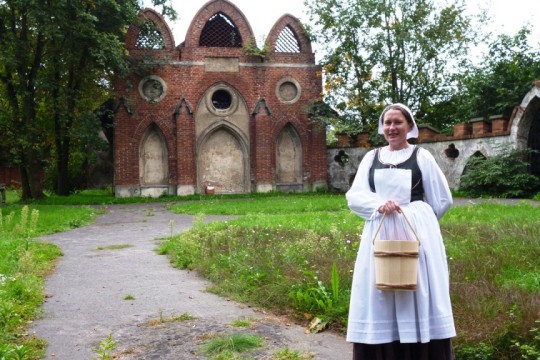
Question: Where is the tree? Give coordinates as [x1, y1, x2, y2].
[0, 0, 176, 198]
[452, 28, 540, 122]
[304, 0, 476, 134]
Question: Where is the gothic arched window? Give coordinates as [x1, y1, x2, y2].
[136, 21, 165, 49]
[199, 12, 242, 47]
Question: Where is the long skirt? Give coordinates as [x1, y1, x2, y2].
[353, 339, 455, 360]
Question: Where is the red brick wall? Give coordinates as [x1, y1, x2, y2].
[0, 166, 21, 187]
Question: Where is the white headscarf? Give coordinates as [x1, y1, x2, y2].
[377, 103, 419, 139]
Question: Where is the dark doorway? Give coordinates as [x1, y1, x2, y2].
[527, 109, 540, 177]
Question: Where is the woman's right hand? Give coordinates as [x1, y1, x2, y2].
[377, 200, 402, 214]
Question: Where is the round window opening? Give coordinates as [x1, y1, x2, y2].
[138, 75, 167, 103]
[279, 82, 298, 102]
[276, 77, 301, 104]
[211, 90, 232, 110]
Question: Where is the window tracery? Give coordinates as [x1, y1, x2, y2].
[275, 25, 300, 53]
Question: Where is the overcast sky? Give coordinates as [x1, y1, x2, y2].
[146, 0, 540, 60]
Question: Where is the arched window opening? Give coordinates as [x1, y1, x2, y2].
[199, 12, 242, 47]
[136, 21, 165, 49]
[211, 89, 232, 110]
[275, 25, 300, 53]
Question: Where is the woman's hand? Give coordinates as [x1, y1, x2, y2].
[377, 200, 402, 214]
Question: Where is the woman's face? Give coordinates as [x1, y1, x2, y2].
[382, 109, 412, 150]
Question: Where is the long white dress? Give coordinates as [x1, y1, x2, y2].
[346, 145, 456, 344]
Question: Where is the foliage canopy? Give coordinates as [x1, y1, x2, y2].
[305, 0, 476, 134]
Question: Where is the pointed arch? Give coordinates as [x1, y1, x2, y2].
[184, 0, 254, 49]
[125, 8, 175, 51]
[267, 14, 312, 54]
[139, 124, 169, 185]
[509, 82, 540, 147]
[200, 12, 242, 47]
[276, 123, 303, 187]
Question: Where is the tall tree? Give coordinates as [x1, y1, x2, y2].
[305, 0, 476, 134]
[0, 0, 50, 199]
[0, 0, 175, 198]
[41, 0, 140, 195]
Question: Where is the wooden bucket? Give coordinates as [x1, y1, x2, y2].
[372, 212, 420, 291]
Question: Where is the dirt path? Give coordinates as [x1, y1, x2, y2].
[31, 203, 352, 359]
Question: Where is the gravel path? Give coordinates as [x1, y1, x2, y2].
[31, 203, 352, 359]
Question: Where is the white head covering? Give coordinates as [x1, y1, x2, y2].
[378, 103, 419, 139]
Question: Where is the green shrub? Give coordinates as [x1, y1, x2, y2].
[459, 146, 539, 198]
[455, 342, 493, 359]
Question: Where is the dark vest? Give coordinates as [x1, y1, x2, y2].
[369, 146, 424, 202]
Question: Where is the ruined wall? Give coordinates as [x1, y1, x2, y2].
[328, 83, 540, 192]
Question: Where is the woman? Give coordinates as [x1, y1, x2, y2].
[346, 103, 455, 359]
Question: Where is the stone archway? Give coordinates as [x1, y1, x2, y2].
[276, 124, 303, 192]
[198, 126, 248, 194]
[139, 125, 168, 185]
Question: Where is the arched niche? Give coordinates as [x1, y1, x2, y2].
[197, 125, 249, 194]
[139, 125, 168, 185]
[276, 124, 303, 191]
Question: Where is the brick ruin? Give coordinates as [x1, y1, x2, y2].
[112, 0, 327, 197]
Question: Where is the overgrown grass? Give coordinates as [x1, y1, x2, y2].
[161, 196, 540, 359]
[0, 204, 98, 358]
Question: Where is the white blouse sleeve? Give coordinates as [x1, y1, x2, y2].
[345, 150, 385, 220]
[417, 148, 453, 219]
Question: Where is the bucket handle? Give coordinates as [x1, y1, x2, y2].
[372, 211, 421, 246]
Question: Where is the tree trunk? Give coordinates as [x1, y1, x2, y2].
[19, 150, 44, 200]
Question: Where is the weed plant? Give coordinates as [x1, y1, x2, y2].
[200, 332, 263, 358]
[0, 204, 98, 358]
[161, 197, 540, 359]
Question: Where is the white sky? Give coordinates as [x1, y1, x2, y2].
[146, 0, 540, 60]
